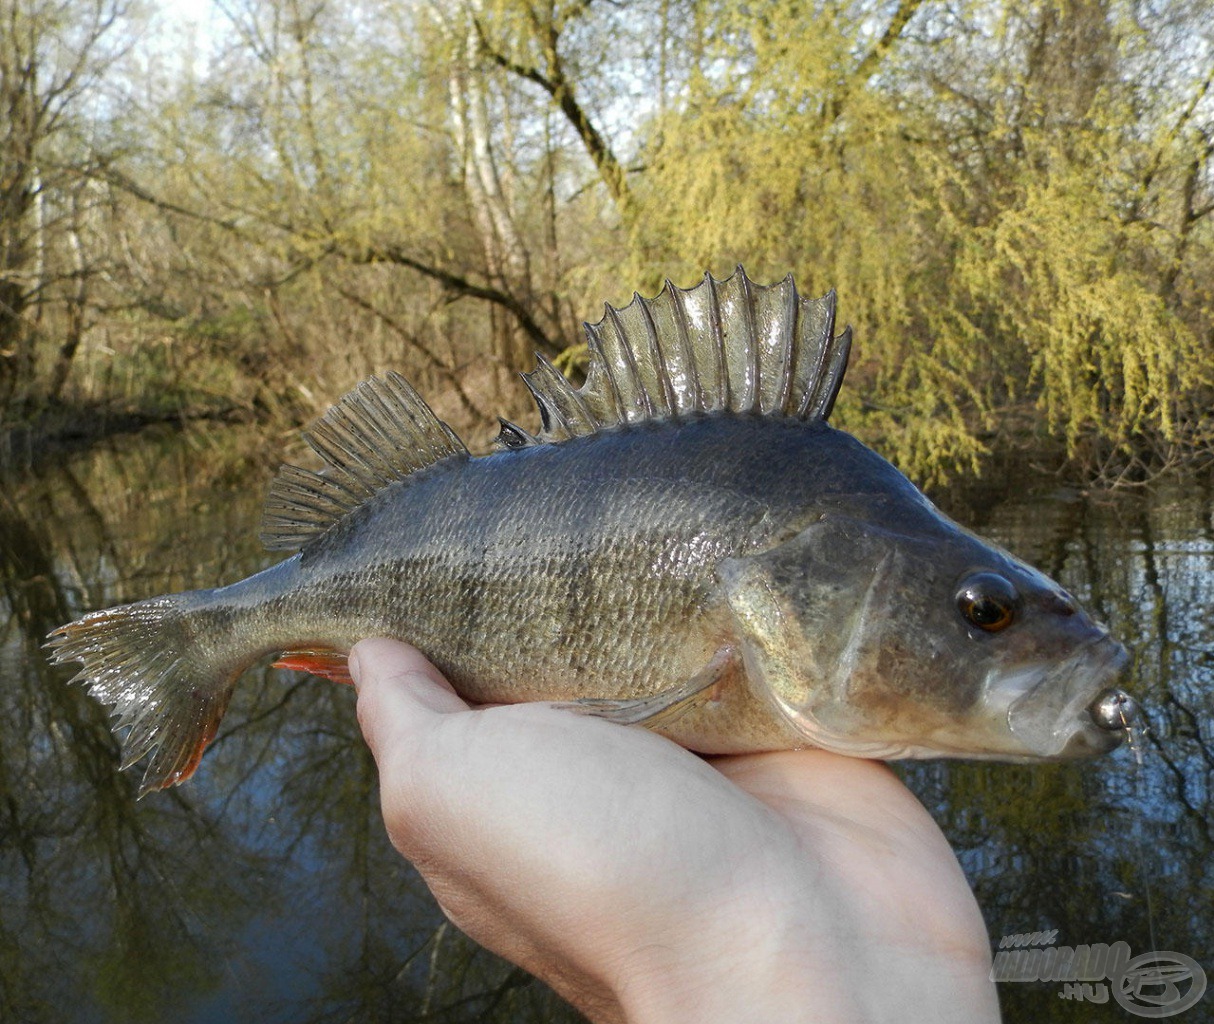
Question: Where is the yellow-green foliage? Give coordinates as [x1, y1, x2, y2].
[4, 0, 1211, 484]
[620, 0, 1213, 482]
[953, 151, 1197, 440]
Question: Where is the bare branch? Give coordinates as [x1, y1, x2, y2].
[335, 285, 493, 423]
[91, 165, 243, 232]
[473, 16, 631, 210]
[826, 0, 926, 122]
[347, 243, 560, 357]
[1129, 61, 1214, 221]
[90, 162, 560, 362]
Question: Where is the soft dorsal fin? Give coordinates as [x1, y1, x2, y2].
[507, 266, 851, 445]
[260, 372, 468, 551]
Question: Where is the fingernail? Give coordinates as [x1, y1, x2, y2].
[348, 648, 363, 688]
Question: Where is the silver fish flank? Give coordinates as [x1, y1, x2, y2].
[48, 267, 1136, 794]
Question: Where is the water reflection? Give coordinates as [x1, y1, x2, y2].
[1, 429, 1210, 1023]
[1, 429, 579, 1023]
[918, 475, 1214, 1021]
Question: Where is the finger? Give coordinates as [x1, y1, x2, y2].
[349, 638, 468, 764]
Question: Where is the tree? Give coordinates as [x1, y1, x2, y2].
[0, 0, 134, 412]
[624, 0, 1214, 481]
[7, 0, 1209, 485]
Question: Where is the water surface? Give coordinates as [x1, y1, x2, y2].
[1, 427, 1210, 1022]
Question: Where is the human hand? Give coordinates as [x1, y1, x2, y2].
[350, 638, 1001, 1024]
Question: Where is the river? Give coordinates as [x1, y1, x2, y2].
[1, 424, 1210, 1022]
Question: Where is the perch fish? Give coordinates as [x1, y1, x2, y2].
[49, 267, 1137, 795]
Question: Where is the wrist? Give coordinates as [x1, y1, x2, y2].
[599, 866, 1000, 1024]
[604, 868, 828, 1023]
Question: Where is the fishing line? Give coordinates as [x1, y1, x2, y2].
[1122, 713, 1160, 964]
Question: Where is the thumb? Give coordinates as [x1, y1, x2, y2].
[349, 638, 468, 765]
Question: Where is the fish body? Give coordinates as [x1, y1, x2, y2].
[49, 268, 1134, 794]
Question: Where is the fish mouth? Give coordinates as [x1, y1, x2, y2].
[1002, 638, 1133, 759]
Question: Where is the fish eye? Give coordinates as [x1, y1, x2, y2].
[956, 573, 1019, 633]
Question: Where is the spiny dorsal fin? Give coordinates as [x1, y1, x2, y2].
[260, 371, 468, 551]
[494, 416, 539, 449]
[506, 266, 852, 445]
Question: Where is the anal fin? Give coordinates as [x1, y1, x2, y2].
[273, 649, 354, 685]
[552, 646, 735, 728]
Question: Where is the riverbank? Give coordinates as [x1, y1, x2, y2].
[5, 384, 1211, 500]
[0, 400, 257, 472]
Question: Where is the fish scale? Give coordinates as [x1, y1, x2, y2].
[269, 422, 786, 702]
[48, 267, 1137, 795]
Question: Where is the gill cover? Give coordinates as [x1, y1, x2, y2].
[719, 516, 940, 759]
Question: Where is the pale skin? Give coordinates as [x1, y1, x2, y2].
[349, 638, 1003, 1024]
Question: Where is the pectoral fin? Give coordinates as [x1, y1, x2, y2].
[552, 646, 736, 728]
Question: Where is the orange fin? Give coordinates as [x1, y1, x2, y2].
[274, 649, 354, 685]
[47, 597, 245, 797]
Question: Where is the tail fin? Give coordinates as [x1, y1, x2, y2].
[47, 593, 250, 796]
